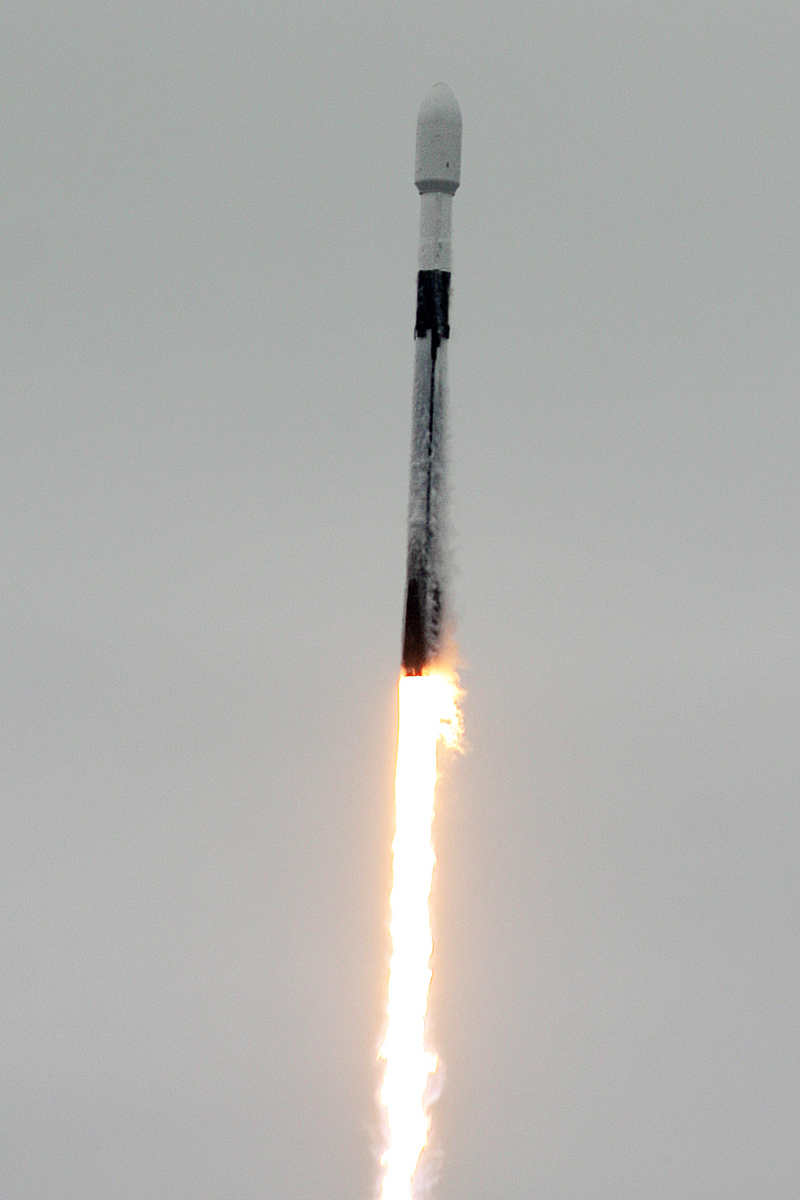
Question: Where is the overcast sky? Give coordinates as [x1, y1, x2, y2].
[2, 3, 799, 1199]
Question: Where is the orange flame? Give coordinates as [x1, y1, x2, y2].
[379, 672, 460, 1200]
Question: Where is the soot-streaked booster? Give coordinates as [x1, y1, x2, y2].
[401, 84, 462, 675]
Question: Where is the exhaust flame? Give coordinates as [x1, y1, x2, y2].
[379, 671, 460, 1200]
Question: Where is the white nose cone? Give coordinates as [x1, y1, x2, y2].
[415, 83, 462, 195]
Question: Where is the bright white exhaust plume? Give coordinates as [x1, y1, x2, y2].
[379, 672, 460, 1200]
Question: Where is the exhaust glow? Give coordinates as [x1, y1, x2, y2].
[379, 671, 460, 1200]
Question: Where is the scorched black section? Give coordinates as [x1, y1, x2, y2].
[402, 579, 426, 675]
[415, 270, 451, 355]
[402, 270, 450, 674]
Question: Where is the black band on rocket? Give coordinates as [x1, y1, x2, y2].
[415, 271, 451, 351]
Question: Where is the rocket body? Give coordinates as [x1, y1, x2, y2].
[402, 85, 462, 675]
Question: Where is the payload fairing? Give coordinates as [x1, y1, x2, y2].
[401, 84, 462, 675]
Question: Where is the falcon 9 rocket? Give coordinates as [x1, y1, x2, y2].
[401, 84, 462, 675]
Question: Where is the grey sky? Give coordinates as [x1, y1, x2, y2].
[2, 3, 799, 1198]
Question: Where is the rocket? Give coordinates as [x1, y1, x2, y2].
[401, 84, 462, 675]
